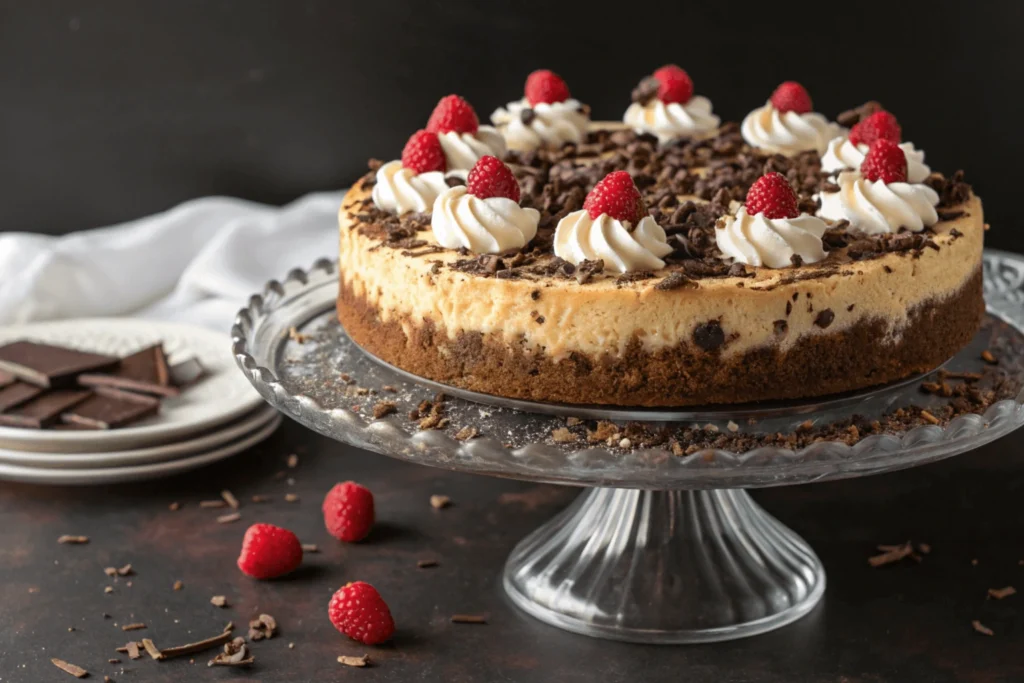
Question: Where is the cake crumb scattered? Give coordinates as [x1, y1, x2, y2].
[338, 654, 370, 668]
[971, 620, 994, 636]
[287, 326, 309, 344]
[988, 586, 1016, 600]
[551, 427, 576, 443]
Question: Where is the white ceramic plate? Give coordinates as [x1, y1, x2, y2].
[0, 318, 264, 452]
[0, 414, 281, 485]
[0, 404, 279, 469]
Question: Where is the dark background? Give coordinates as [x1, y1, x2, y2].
[1, 0, 1021, 244]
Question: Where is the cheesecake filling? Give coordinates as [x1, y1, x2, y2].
[431, 185, 539, 254]
[741, 102, 842, 155]
[437, 128, 506, 172]
[553, 211, 673, 273]
[821, 137, 931, 183]
[622, 96, 720, 143]
[817, 171, 939, 234]
[371, 161, 449, 215]
[715, 208, 828, 268]
[491, 98, 588, 151]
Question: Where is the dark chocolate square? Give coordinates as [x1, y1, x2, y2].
[61, 387, 160, 430]
[0, 390, 93, 428]
[0, 382, 44, 413]
[0, 341, 118, 388]
[79, 344, 179, 397]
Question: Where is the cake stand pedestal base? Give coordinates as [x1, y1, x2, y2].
[503, 488, 825, 643]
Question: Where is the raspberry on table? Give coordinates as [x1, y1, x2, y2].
[466, 155, 521, 202]
[401, 130, 446, 174]
[328, 581, 395, 645]
[745, 172, 800, 219]
[583, 171, 646, 224]
[652, 64, 694, 105]
[860, 139, 909, 183]
[322, 481, 375, 543]
[525, 69, 570, 106]
[236, 523, 303, 580]
[426, 94, 479, 135]
[849, 110, 902, 147]
[770, 81, 813, 114]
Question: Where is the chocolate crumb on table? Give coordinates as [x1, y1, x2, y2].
[210, 595, 229, 608]
[248, 614, 277, 641]
[301, 543, 319, 553]
[338, 654, 371, 667]
[987, 586, 1016, 600]
[57, 535, 89, 544]
[972, 620, 995, 636]
[430, 494, 452, 510]
[451, 614, 488, 624]
[216, 512, 241, 524]
[868, 542, 916, 567]
[199, 499, 228, 509]
[208, 637, 253, 668]
[220, 490, 240, 509]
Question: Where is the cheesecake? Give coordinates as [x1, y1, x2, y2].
[337, 80, 984, 407]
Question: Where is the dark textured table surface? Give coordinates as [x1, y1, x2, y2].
[1, 418, 1022, 683]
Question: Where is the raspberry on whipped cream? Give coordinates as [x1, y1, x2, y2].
[491, 70, 590, 152]
[554, 171, 672, 273]
[431, 156, 538, 253]
[741, 82, 843, 156]
[716, 173, 828, 268]
[426, 94, 506, 172]
[623, 65, 720, 143]
[370, 130, 457, 215]
[821, 111, 931, 182]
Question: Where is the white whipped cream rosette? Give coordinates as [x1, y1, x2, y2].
[431, 185, 539, 254]
[741, 102, 843, 156]
[491, 98, 589, 151]
[371, 160, 450, 215]
[554, 211, 673, 273]
[821, 136, 931, 184]
[715, 207, 828, 268]
[816, 171, 939, 235]
[623, 96, 720, 143]
[437, 128, 506, 172]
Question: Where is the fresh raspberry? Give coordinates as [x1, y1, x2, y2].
[525, 69, 570, 106]
[328, 581, 395, 645]
[849, 110, 902, 147]
[770, 81, 813, 114]
[652, 64, 694, 104]
[466, 155, 521, 202]
[400, 130, 446, 174]
[236, 523, 303, 580]
[322, 481, 375, 543]
[583, 171, 646, 224]
[745, 172, 800, 219]
[860, 139, 908, 183]
[426, 94, 479, 135]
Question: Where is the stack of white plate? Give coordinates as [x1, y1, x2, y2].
[0, 319, 278, 485]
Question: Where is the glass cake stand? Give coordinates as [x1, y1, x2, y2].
[231, 250, 1024, 644]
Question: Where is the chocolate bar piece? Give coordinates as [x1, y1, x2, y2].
[79, 344, 179, 397]
[0, 341, 118, 388]
[0, 382, 44, 413]
[0, 390, 92, 428]
[62, 387, 159, 430]
[0, 370, 15, 389]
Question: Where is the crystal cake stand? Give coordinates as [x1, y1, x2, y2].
[232, 250, 1024, 643]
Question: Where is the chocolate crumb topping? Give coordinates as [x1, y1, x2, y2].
[655, 272, 697, 291]
[631, 77, 660, 105]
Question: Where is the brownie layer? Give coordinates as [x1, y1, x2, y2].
[338, 265, 984, 407]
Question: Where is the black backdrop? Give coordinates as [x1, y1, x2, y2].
[1, 0, 1021, 248]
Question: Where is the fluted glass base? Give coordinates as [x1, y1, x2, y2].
[503, 488, 825, 643]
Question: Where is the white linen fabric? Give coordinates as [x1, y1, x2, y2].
[0, 191, 343, 331]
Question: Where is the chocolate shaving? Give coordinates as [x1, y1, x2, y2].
[338, 654, 371, 668]
[988, 586, 1016, 600]
[57, 535, 89, 544]
[868, 542, 915, 567]
[417, 559, 439, 569]
[210, 595, 229, 608]
[654, 272, 697, 291]
[199, 500, 227, 508]
[220, 490, 239, 509]
[141, 638, 162, 660]
[121, 623, 146, 631]
[248, 613, 277, 641]
[451, 614, 488, 624]
[972, 620, 994, 636]
[125, 642, 141, 659]
[208, 637, 253, 668]
[284, 493, 299, 503]
[216, 512, 241, 524]
[301, 543, 319, 553]
[154, 628, 236, 660]
[51, 658, 88, 678]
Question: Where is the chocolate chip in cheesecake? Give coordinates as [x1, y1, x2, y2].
[693, 321, 725, 352]
[773, 320, 788, 337]
[520, 107, 536, 126]
[814, 309, 835, 329]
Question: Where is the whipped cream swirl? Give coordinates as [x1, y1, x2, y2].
[371, 160, 449, 215]
[716, 208, 828, 268]
[821, 136, 931, 184]
[817, 171, 939, 235]
[622, 96, 720, 143]
[554, 211, 672, 273]
[491, 99, 588, 151]
[438, 128, 507, 172]
[741, 102, 842, 156]
[431, 186, 539, 254]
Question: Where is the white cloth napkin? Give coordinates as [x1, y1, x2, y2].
[0, 191, 343, 332]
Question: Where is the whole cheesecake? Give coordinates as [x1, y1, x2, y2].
[337, 85, 984, 407]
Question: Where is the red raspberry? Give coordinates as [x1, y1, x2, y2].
[329, 581, 395, 645]
[770, 81, 813, 114]
[236, 523, 303, 580]
[426, 94, 479, 135]
[860, 139, 908, 183]
[652, 64, 694, 104]
[400, 130, 446, 174]
[745, 172, 800, 219]
[848, 110, 902, 147]
[525, 69, 571, 106]
[466, 155, 521, 202]
[583, 171, 646, 224]
[322, 481, 375, 542]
